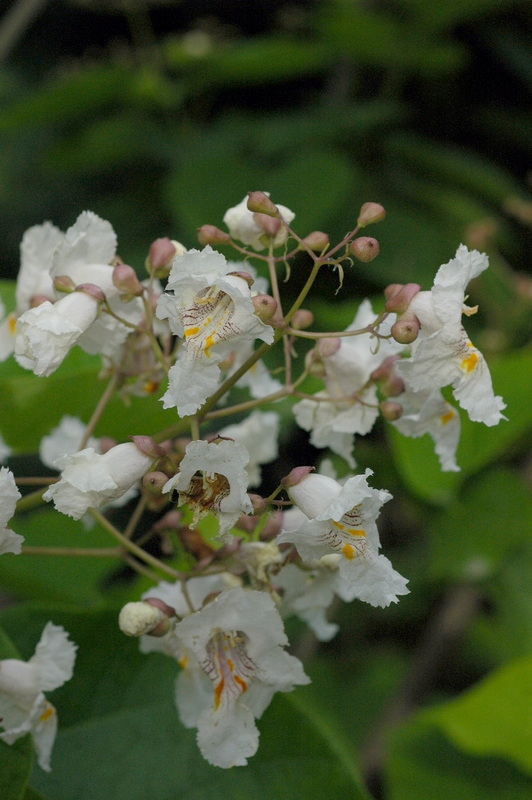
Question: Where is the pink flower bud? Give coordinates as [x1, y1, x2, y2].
[357, 202, 386, 227]
[252, 294, 278, 322]
[281, 466, 315, 489]
[197, 225, 231, 246]
[253, 213, 282, 238]
[248, 493, 266, 513]
[380, 400, 403, 421]
[227, 270, 254, 286]
[145, 597, 177, 618]
[247, 191, 279, 216]
[259, 510, 283, 541]
[30, 294, 53, 308]
[290, 309, 314, 330]
[317, 337, 341, 358]
[384, 282, 421, 313]
[53, 275, 76, 293]
[131, 435, 166, 460]
[75, 283, 106, 303]
[112, 263, 143, 296]
[148, 238, 178, 271]
[370, 354, 400, 382]
[349, 236, 380, 262]
[380, 374, 405, 398]
[391, 314, 420, 344]
[301, 231, 329, 251]
[142, 471, 170, 494]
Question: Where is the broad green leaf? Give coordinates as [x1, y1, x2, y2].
[427, 468, 532, 581]
[388, 347, 532, 502]
[0, 624, 34, 800]
[0, 607, 369, 800]
[428, 655, 532, 776]
[385, 718, 532, 800]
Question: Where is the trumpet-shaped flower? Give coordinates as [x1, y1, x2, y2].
[0, 622, 77, 771]
[174, 586, 309, 768]
[156, 247, 274, 416]
[397, 245, 506, 426]
[163, 439, 252, 540]
[219, 410, 280, 487]
[43, 441, 154, 520]
[0, 467, 23, 555]
[39, 415, 100, 470]
[277, 470, 409, 608]
[223, 194, 295, 251]
[293, 300, 401, 466]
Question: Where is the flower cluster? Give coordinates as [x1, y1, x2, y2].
[0, 192, 506, 772]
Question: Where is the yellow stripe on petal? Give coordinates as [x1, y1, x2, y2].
[39, 706, 55, 723]
[8, 313, 17, 336]
[461, 342, 478, 374]
[342, 543, 355, 560]
[185, 326, 199, 337]
[204, 333, 215, 357]
[441, 409, 455, 425]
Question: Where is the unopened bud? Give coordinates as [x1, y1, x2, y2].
[380, 400, 403, 421]
[53, 275, 76, 293]
[131, 435, 166, 460]
[254, 213, 282, 238]
[301, 231, 329, 252]
[259, 510, 283, 541]
[248, 494, 266, 513]
[118, 601, 170, 637]
[75, 283, 106, 303]
[178, 527, 215, 562]
[281, 466, 315, 489]
[197, 225, 231, 247]
[357, 202, 386, 227]
[147, 237, 178, 274]
[384, 282, 421, 313]
[317, 337, 341, 358]
[247, 191, 279, 216]
[142, 471, 169, 494]
[291, 309, 314, 330]
[252, 294, 278, 322]
[349, 236, 380, 262]
[30, 294, 52, 308]
[228, 270, 254, 286]
[112, 263, 143, 296]
[380, 374, 405, 398]
[391, 314, 420, 344]
[370, 354, 400, 383]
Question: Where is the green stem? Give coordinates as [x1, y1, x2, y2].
[21, 546, 122, 557]
[80, 373, 119, 449]
[16, 488, 46, 513]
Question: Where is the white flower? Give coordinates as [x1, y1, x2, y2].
[0, 222, 62, 362]
[275, 562, 340, 642]
[223, 194, 295, 251]
[39, 416, 100, 469]
[0, 467, 23, 555]
[392, 386, 461, 472]
[277, 470, 409, 608]
[0, 622, 77, 771]
[293, 299, 401, 466]
[156, 247, 274, 417]
[43, 441, 154, 520]
[219, 411, 280, 487]
[397, 245, 506, 426]
[173, 587, 309, 768]
[163, 439, 252, 540]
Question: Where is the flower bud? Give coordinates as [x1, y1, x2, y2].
[197, 225, 231, 247]
[53, 275, 76, 293]
[290, 309, 314, 330]
[301, 231, 329, 252]
[317, 337, 341, 359]
[370, 354, 400, 383]
[147, 238, 178, 274]
[349, 236, 380, 262]
[254, 213, 282, 238]
[281, 466, 315, 489]
[112, 263, 143, 297]
[380, 400, 403, 421]
[118, 601, 170, 637]
[227, 270, 254, 286]
[357, 202, 386, 227]
[142, 470, 169, 494]
[177, 526, 215, 562]
[384, 282, 421, 314]
[75, 283, 106, 303]
[252, 294, 278, 322]
[130, 435, 166, 460]
[248, 493, 266, 513]
[247, 191, 279, 217]
[259, 510, 283, 541]
[380, 374, 405, 398]
[391, 314, 420, 344]
[30, 294, 53, 308]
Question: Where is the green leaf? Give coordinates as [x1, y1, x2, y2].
[388, 346, 532, 502]
[427, 468, 532, 581]
[385, 718, 532, 800]
[0, 607, 368, 800]
[427, 655, 532, 776]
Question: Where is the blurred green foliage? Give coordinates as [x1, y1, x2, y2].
[1, 0, 532, 798]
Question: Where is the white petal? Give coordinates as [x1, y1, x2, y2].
[30, 622, 77, 692]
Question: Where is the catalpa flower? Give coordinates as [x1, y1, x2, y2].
[156, 247, 274, 417]
[0, 467, 23, 555]
[397, 245, 506, 427]
[174, 586, 309, 768]
[219, 410, 280, 487]
[0, 222, 62, 361]
[277, 470, 409, 608]
[0, 622, 77, 771]
[275, 561, 340, 642]
[163, 439, 252, 540]
[293, 299, 401, 466]
[44, 439, 156, 520]
[223, 194, 295, 251]
[39, 416, 100, 470]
